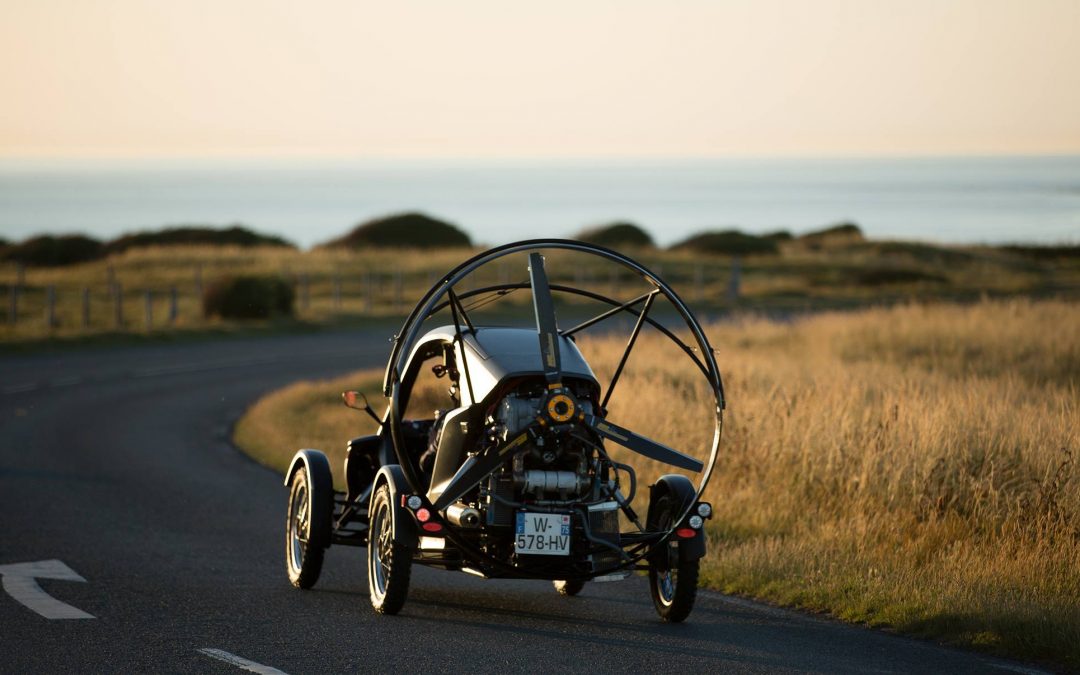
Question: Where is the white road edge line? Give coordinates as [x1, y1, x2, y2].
[2, 382, 39, 394]
[49, 376, 83, 388]
[197, 649, 290, 675]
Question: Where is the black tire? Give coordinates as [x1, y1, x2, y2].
[286, 467, 326, 589]
[367, 483, 412, 614]
[553, 579, 585, 596]
[647, 495, 699, 622]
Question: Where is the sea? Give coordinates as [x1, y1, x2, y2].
[0, 155, 1077, 248]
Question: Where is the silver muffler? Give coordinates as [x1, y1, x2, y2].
[446, 502, 482, 528]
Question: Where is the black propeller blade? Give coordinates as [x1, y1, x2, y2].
[528, 252, 562, 385]
[583, 414, 704, 473]
[432, 426, 538, 511]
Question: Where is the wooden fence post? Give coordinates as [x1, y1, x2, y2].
[364, 271, 373, 314]
[726, 256, 742, 303]
[194, 264, 203, 299]
[8, 283, 16, 326]
[114, 283, 124, 328]
[394, 270, 403, 313]
[333, 274, 342, 311]
[169, 287, 178, 323]
[82, 287, 90, 329]
[144, 290, 153, 331]
[45, 285, 56, 330]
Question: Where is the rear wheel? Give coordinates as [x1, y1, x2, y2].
[553, 579, 585, 596]
[367, 484, 412, 614]
[648, 495, 699, 622]
[286, 467, 326, 589]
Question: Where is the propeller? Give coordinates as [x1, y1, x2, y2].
[528, 252, 562, 385]
[583, 414, 704, 473]
[432, 425, 538, 511]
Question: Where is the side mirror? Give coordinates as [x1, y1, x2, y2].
[342, 390, 382, 425]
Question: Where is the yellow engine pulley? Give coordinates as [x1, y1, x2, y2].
[546, 394, 575, 423]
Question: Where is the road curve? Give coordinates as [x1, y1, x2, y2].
[0, 329, 1049, 674]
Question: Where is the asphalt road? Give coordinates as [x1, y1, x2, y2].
[0, 329, 1051, 674]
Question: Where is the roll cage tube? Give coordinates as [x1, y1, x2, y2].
[382, 239, 724, 577]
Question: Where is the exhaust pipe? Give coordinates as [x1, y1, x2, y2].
[446, 502, 482, 528]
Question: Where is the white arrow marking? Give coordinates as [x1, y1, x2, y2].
[198, 649, 291, 675]
[0, 559, 95, 619]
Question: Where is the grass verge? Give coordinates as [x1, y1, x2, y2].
[234, 298, 1079, 669]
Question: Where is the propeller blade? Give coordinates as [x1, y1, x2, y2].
[432, 427, 537, 511]
[528, 252, 562, 384]
[583, 415, 704, 473]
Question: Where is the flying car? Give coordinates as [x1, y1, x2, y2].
[283, 239, 724, 621]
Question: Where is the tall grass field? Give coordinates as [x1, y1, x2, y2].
[234, 298, 1078, 667]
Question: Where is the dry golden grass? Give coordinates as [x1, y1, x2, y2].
[237, 298, 1078, 665]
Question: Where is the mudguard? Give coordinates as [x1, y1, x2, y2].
[371, 464, 419, 549]
[345, 435, 381, 503]
[649, 474, 706, 563]
[284, 449, 334, 550]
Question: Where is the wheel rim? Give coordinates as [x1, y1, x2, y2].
[369, 502, 392, 600]
[289, 481, 309, 574]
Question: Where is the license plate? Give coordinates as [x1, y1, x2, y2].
[515, 512, 571, 556]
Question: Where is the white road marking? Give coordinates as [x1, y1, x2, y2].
[982, 662, 1052, 675]
[0, 559, 94, 619]
[133, 356, 280, 378]
[198, 648, 290, 675]
[49, 376, 83, 388]
[2, 382, 39, 394]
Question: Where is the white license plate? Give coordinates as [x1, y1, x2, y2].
[515, 512, 571, 556]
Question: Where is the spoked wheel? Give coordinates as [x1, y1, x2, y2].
[648, 495, 699, 622]
[553, 579, 585, 596]
[367, 484, 412, 614]
[286, 465, 329, 588]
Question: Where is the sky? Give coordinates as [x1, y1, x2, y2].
[1, 0, 1079, 159]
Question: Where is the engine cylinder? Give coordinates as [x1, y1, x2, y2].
[519, 470, 588, 496]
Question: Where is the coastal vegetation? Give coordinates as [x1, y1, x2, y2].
[320, 212, 472, 249]
[234, 298, 1080, 668]
[1, 219, 1076, 345]
[575, 221, 655, 248]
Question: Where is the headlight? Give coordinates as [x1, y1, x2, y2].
[697, 502, 712, 518]
[688, 515, 703, 529]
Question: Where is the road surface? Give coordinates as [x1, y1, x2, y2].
[0, 329, 1051, 673]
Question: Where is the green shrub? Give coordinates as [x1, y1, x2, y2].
[762, 230, 794, 241]
[575, 221, 655, 248]
[799, 222, 865, 249]
[671, 230, 779, 256]
[105, 225, 294, 254]
[323, 212, 471, 249]
[202, 276, 295, 319]
[1, 234, 104, 267]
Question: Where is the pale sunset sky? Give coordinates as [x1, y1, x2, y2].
[1, 0, 1078, 159]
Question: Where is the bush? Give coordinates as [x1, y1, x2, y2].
[575, 221, 655, 248]
[105, 225, 294, 254]
[1, 234, 104, 267]
[798, 222, 865, 249]
[202, 276, 294, 319]
[762, 230, 794, 242]
[670, 230, 779, 256]
[323, 212, 471, 249]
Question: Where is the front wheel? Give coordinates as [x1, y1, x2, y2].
[286, 466, 328, 589]
[367, 484, 412, 614]
[647, 495, 699, 622]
